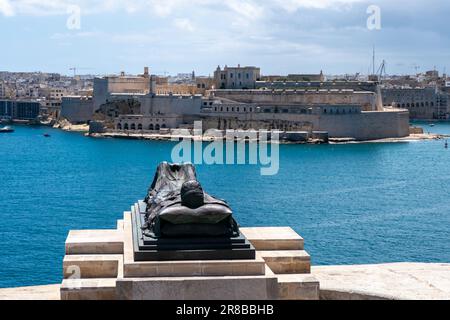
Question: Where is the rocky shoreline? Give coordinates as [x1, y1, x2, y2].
[86, 130, 445, 145]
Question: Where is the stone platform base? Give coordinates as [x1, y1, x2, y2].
[312, 263, 450, 300]
[60, 210, 319, 300]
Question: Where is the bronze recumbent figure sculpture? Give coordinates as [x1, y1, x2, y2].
[131, 162, 255, 261]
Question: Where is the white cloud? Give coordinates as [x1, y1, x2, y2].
[0, 0, 369, 17]
[273, 0, 366, 12]
[0, 0, 14, 16]
[174, 18, 195, 32]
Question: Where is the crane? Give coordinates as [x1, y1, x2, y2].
[69, 67, 93, 77]
[376, 60, 386, 83]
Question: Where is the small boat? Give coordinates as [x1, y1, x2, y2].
[43, 133, 51, 138]
[0, 126, 14, 133]
[429, 123, 435, 127]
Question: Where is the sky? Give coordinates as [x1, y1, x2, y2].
[0, 0, 449, 76]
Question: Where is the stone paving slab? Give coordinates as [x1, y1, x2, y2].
[240, 227, 304, 250]
[312, 263, 450, 300]
[65, 229, 124, 254]
[116, 275, 278, 300]
[63, 254, 122, 279]
[61, 278, 117, 300]
[0, 284, 60, 300]
[258, 250, 311, 274]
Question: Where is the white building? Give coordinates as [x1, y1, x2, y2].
[214, 65, 261, 89]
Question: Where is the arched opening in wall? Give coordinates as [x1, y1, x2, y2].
[324, 109, 327, 114]
[149, 124, 154, 130]
[138, 124, 142, 130]
[131, 123, 136, 130]
[124, 123, 129, 130]
[161, 124, 167, 129]
[117, 123, 122, 130]
[406, 103, 410, 108]
[155, 124, 160, 131]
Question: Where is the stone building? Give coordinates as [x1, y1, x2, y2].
[214, 65, 261, 89]
[210, 89, 380, 111]
[382, 88, 448, 120]
[61, 96, 94, 124]
[103, 93, 203, 131]
[93, 68, 151, 111]
[0, 81, 6, 98]
[0, 100, 40, 120]
[261, 72, 325, 83]
[197, 89, 409, 141]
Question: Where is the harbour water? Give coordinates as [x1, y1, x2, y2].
[0, 124, 449, 288]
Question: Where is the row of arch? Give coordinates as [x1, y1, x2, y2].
[116, 123, 167, 131]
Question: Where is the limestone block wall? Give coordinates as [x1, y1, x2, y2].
[212, 90, 377, 111]
[316, 110, 410, 140]
[200, 109, 410, 140]
[61, 97, 94, 123]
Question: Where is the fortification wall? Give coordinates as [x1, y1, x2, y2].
[212, 90, 376, 111]
[201, 109, 410, 140]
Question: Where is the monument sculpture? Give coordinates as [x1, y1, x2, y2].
[131, 162, 255, 261]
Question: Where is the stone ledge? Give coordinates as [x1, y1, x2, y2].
[240, 227, 304, 250]
[277, 274, 320, 300]
[60, 278, 117, 300]
[63, 255, 122, 279]
[312, 263, 450, 300]
[0, 284, 60, 300]
[65, 229, 124, 255]
[258, 250, 311, 274]
[122, 211, 265, 277]
[116, 275, 279, 300]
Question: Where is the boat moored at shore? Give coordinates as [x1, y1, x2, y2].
[0, 126, 14, 133]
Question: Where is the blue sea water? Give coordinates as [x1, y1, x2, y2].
[0, 123, 449, 288]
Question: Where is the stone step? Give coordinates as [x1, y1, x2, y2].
[63, 255, 122, 279]
[65, 229, 124, 255]
[60, 278, 117, 300]
[240, 227, 304, 250]
[258, 250, 311, 274]
[117, 219, 124, 230]
[122, 211, 265, 277]
[116, 275, 278, 300]
[265, 266, 319, 300]
[124, 258, 267, 278]
[276, 274, 320, 300]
